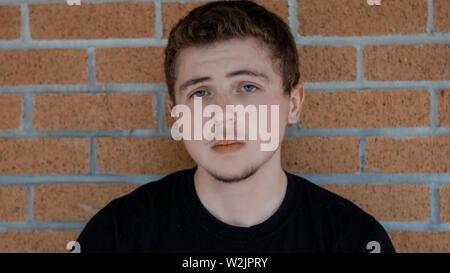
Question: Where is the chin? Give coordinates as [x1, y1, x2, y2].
[199, 159, 260, 182]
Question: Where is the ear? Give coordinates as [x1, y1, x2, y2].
[287, 81, 305, 127]
[166, 95, 174, 114]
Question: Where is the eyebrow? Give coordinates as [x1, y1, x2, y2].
[178, 69, 270, 94]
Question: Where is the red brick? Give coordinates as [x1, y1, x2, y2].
[33, 93, 157, 130]
[0, 95, 22, 130]
[0, 230, 81, 253]
[364, 44, 450, 81]
[0, 49, 88, 85]
[438, 89, 450, 127]
[301, 90, 430, 128]
[0, 5, 21, 40]
[365, 136, 450, 173]
[34, 184, 140, 221]
[440, 186, 450, 222]
[0, 186, 27, 222]
[298, 46, 356, 82]
[0, 138, 89, 175]
[281, 137, 359, 174]
[96, 138, 195, 174]
[161, 0, 289, 38]
[321, 184, 430, 221]
[96, 47, 165, 84]
[435, 0, 450, 34]
[388, 231, 450, 253]
[29, 2, 155, 40]
[298, 0, 427, 36]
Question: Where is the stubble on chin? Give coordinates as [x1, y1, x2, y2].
[206, 164, 259, 183]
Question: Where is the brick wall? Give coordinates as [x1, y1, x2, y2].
[0, 0, 448, 253]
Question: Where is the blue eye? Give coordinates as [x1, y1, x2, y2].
[191, 90, 208, 97]
[241, 84, 257, 93]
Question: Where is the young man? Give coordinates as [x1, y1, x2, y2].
[76, 0, 395, 253]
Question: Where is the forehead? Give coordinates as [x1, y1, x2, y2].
[174, 37, 279, 89]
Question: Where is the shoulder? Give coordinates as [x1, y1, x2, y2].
[287, 172, 395, 252]
[287, 172, 368, 217]
[76, 168, 193, 252]
[112, 167, 193, 216]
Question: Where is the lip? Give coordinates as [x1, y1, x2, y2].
[211, 140, 245, 154]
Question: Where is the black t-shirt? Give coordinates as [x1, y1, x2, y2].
[75, 165, 396, 253]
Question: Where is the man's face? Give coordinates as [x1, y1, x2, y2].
[168, 37, 303, 182]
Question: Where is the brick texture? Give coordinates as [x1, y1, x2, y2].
[0, 95, 22, 130]
[438, 89, 450, 127]
[96, 47, 165, 83]
[435, 0, 450, 34]
[364, 44, 450, 81]
[0, 49, 88, 86]
[365, 136, 450, 173]
[33, 183, 140, 221]
[440, 186, 450, 222]
[298, 0, 427, 36]
[298, 46, 356, 82]
[0, 5, 21, 40]
[33, 93, 157, 130]
[29, 2, 155, 40]
[0, 0, 449, 254]
[0, 138, 89, 175]
[388, 231, 450, 253]
[301, 90, 430, 128]
[161, 0, 289, 38]
[281, 137, 359, 174]
[96, 138, 196, 174]
[0, 230, 81, 253]
[321, 184, 430, 221]
[0, 186, 27, 222]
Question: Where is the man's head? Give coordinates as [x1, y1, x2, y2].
[164, 0, 305, 182]
[165, 0, 300, 104]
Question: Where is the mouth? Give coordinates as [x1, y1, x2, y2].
[211, 140, 245, 154]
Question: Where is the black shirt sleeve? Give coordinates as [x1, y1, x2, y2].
[362, 215, 396, 253]
[337, 213, 396, 253]
[74, 199, 118, 253]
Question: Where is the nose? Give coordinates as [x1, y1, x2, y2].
[208, 94, 242, 140]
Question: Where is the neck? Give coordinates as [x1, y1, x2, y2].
[193, 149, 287, 228]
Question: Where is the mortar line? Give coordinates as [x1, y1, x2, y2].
[89, 137, 97, 175]
[1, 173, 450, 185]
[26, 184, 33, 222]
[154, 0, 163, 39]
[156, 91, 167, 132]
[3, 81, 450, 94]
[0, 38, 168, 49]
[430, 182, 441, 229]
[428, 0, 434, 34]
[0, 84, 167, 94]
[288, 0, 298, 39]
[87, 48, 96, 87]
[429, 87, 438, 130]
[2, 220, 450, 232]
[0, 129, 173, 138]
[295, 34, 450, 46]
[2, 126, 450, 139]
[20, 3, 31, 41]
[358, 137, 366, 174]
[356, 45, 363, 82]
[380, 221, 450, 231]
[3, 34, 450, 50]
[0, 0, 218, 4]
[22, 93, 34, 132]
